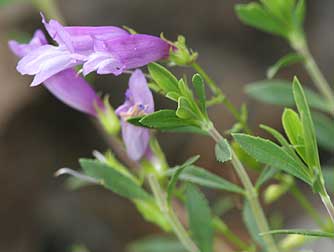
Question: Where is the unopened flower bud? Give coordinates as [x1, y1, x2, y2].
[97, 96, 121, 135]
[165, 35, 198, 66]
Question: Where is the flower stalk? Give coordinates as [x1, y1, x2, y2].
[207, 125, 279, 252]
[148, 175, 199, 252]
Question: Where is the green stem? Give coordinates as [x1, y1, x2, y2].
[320, 190, 334, 226]
[290, 185, 327, 229]
[208, 126, 279, 252]
[31, 0, 65, 22]
[191, 62, 251, 134]
[148, 175, 200, 252]
[213, 217, 251, 251]
[291, 37, 334, 116]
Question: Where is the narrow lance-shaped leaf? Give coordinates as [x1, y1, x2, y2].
[167, 165, 244, 194]
[192, 74, 207, 115]
[282, 108, 306, 160]
[294, 0, 306, 26]
[79, 159, 151, 200]
[167, 155, 200, 202]
[139, 110, 196, 130]
[255, 166, 278, 189]
[260, 229, 334, 238]
[148, 63, 179, 93]
[292, 77, 320, 170]
[186, 185, 214, 252]
[267, 53, 304, 79]
[232, 133, 312, 185]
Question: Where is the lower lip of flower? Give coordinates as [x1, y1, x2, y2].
[119, 103, 147, 120]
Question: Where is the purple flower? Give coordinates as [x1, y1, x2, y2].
[16, 14, 129, 86]
[116, 69, 154, 161]
[41, 13, 128, 55]
[83, 34, 170, 76]
[8, 29, 47, 58]
[14, 14, 170, 85]
[9, 30, 103, 116]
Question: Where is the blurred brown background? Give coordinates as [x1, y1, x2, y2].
[0, 0, 333, 251]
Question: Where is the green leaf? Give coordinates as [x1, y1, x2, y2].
[134, 200, 171, 232]
[166, 91, 180, 102]
[139, 110, 194, 130]
[245, 80, 332, 112]
[79, 159, 151, 200]
[313, 112, 334, 151]
[168, 165, 244, 194]
[292, 77, 320, 170]
[260, 125, 308, 172]
[161, 126, 208, 135]
[235, 3, 288, 38]
[232, 133, 312, 185]
[282, 108, 306, 159]
[192, 74, 207, 114]
[167, 155, 200, 202]
[255, 166, 278, 189]
[148, 63, 179, 93]
[186, 185, 213, 252]
[260, 229, 334, 238]
[243, 200, 266, 248]
[176, 97, 196, 119]
[127, 235, 186, 252]
[267, 53, 304, 79]
[294, 0, 306, 26]
[127, 116, 145, 126]
[215, 138, 232, 163]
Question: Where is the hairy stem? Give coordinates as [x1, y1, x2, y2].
[148, 175, 199, 252]
[208, 126, 279, 252]
[292, 38, 334, 116]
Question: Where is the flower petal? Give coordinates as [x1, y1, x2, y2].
[128, 69, 154, 113]
[8, 29, 47, 57]
[43, 69, 103, 116]
[41, 13, 128, 54]
[16, 45, 80, 86]
[104, 34, 170, 70]
[83, 50, 125, 76]
[121, 121, 150, 161]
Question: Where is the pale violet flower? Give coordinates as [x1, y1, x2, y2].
[116, 69, 154, 161]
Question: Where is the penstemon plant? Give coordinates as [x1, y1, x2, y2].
[6, 0, 334, 251]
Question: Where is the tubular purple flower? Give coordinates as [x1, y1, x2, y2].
[41, 13, 128, 55]
[83, 34, 170, 76]
[9, 31, 104, 116]
[116, 69, 154, 161]
[16, 14, 129, 86]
